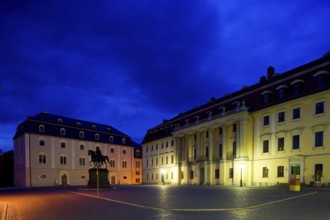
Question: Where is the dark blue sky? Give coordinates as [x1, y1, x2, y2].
[1, 0, 330, 152]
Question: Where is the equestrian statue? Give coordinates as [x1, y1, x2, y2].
[88, 147, 110, 168]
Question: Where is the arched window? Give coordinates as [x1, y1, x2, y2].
[39, 125, 45, 133]
[79, 131, 84, 139]
[60, 128, 66, 136]
[122, 138, 126, 144]
[95, 133, 100, 140]
[109, 136, 114, 142]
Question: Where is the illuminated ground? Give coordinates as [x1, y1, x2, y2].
[1, 185, 329, 220]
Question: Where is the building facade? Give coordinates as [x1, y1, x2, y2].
[13, 112, 142, 187]
[142, 51, 330, 187]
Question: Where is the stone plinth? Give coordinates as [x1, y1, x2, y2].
[87, 168, 110, 188]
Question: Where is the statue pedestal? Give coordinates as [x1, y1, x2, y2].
[87, 168, 111, 188]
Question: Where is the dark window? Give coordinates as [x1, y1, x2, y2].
[278, 88, 286, 100]
[293, 108, 300, 119]
[219, 127, 222, 135]
[60, 156, 67, 165]
[229, 168, 233, 178]
[190, 170, 194, 179]
[171, 140, 174, 146]
[39, 140, 45, 146]
[79, 158, 85, 166]
[80, 144, 84, 150]
[233, 124, 237, 132]
[263, 115, 270, 126]
[233, 141, 237, 157]
[123, 149, 126, 154]
[205, 146, 209, 158]
[315, 164, 323, 181]
[263, 93, 271, 104]
[278, 112, 285, 123]
[277, 166, 284, 177]
[215, 169, 220, 179]
[219, 143, 223, 159]
[316, 74, 326, 88]
[293, 83, 302, 96]
[315, 131, 324, 147]
[61, 142, 66, 148]
[315, 102, 324, 114]
[263, 140, 269, 153]
[277, 137, 284, 151]
[292, 135, 300, 149]
[193, 148, 197, 160]
[39, 154, 46, 164]
[262, 167, 269, 178]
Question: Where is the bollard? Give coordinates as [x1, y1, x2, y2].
[289, 175, 300, 191]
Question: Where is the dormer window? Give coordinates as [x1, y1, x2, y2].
[39, 125, 45, 133]
[57, 118, 62, 124]
[291, 80, 304, 96]
[106, 127, 111, 132]
[232, 102, 240, 112]
[276, 85, 288, 100]
[219, 107, 226, 116]
[92, 124, 96, 129]
[185, 119, 189, 127]
[313, 70, 329, 89]
[95, 133, 100, 140]
[79, 131, 84, 139]
[76, 122, 81, 127]
[122, 138, 126, 144]
[261, 90, 272, 104]
[60, 128, 66, 136]
[109, 136, 114, 142]
[194, 115, 199, 124]
[206, 111, 212, 120]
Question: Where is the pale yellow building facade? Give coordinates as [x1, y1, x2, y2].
[142, 52, 330, 187]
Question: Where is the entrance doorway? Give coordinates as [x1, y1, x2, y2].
[61, 174, 67, 186]
[111, 176, 116, 185]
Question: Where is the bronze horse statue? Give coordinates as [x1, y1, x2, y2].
[88, 149, 110, 168]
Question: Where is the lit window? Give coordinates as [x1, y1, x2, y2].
[277, 137, 284, 151]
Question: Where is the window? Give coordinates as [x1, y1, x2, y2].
[156, 158, 158, 165]
[60, 128, 66, 136]
[95, 133, 100, 140]
[92, 124, 96, 129]
[61, 142, 66, 148]
[57, 118, 62, 124]
[60, 156, 67, 165]
[122, 138, 126, 144]
[263, 140, 269, 153]
[80, 144, 84, 150]
[292, 82, 302, 96]
[39, 154, 46, 164]
[123, 149, 127, 154]
[171, 140, 174, 146]
[293, 108, 300, 120]
[315, 101, 324, 114]
[315, 131, 324, 147]
[109, 136, 114, 142]
[315, 164, 323, 181]
[76, 122, 81, 127]
[193, 148, 197, 160]
[205, 146, 209, 158]
[79, 157, 85, 166]
[219, 143, 223, 159]
[262, 92, 271, 104]
[277, 166, 284, 177]
[292, 135, 300, 149]
[79, 131, 84, 139]
[171, 155, 174, 163]
[39, 140, 45, 146]
[110, 159, 115, 167]
[122, 160, 127, 168]
[262, 167, 269, 178]
[215, 169, 220, 179]
[166, 142, 168, 147]
[263, 115, 270, 126]
[233, 124, 237, 132]
[315, 73, 327, 88]
[229, 168, 233, 178]
[110, 148, 115, 153]
[277, 137, 284, 151]
[278, 112, 285, 123]
[277, 87, 286, 100]
[190, 171, 194, 179]
[233, 141, 237, 157]
[39, 125, 45, 133]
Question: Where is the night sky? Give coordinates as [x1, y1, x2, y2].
[1, 0, 330, 152]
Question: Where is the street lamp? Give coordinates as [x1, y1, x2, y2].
[160, 169, 166, 185]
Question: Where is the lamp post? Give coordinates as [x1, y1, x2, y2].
[240, 167, 243, 187]
[238, 163, 244, 187]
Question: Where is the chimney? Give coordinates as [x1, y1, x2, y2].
[267, 66, 275, 80]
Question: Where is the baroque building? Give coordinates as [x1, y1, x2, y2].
[13, 112, 142, 187]
[142, 51, 330, 187]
